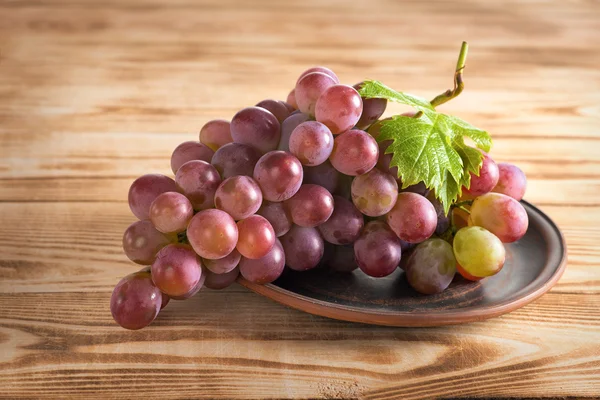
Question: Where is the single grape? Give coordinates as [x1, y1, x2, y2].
[151, 244, 202, 297]
[128, 174, 179, 220]
[456, 263, 483, 281]
[354, 221, 402, 277]
[353, 82, 387, 130]
[253, 151, 303, 202]
[318, 195, 364, 245]
[426, 192, 450, 235]
[329, 129, 378, 176]
[406, 238, 456, 294]
[239, 239, 285, 284]
[170, 141, 214, 174]
[493, 162, 527, 201]
[468, 192, 528, 243]
[149, 191, 194, 234]
[315, 84, 363, 134]
[211, 142, 261, 179]
[257, 201, 292, 237]
[230, 107, 281, 154]
[214, 176, 262, 220]
[122, 220, 172, 265]
[462, 150, 499, 197]
[296, 66, 339, 84]
[175, 160, 221, 211]
[278, 112, 310, 152]
[204, 266, 240, 290]
[170, 272, 205, 300]
[351, 168, 398, 217]
[187, 209, 238, 259]
[203, 249, 241, 274]
[289, 121, 334, 166]
[199, 119, 233, 151]
[285, 184, 334, 227]
[236, 215, 276, 259]
[453, 226, 506, 277]
[286, 89, 298, 109]
[386, 192, 437, 243]
[302, 160, 340, 194]
[256, 99, 291, 123]
[110, 270, 162, 330]
[328, 245, 359, 273]
[295, 72, 337, 116]
[280, 225, 324, 271]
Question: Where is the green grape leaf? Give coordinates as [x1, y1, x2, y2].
[360, 81, 493, 214]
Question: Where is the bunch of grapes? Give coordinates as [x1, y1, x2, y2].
[111, 66, 529, 330]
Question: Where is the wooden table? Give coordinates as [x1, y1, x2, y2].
[1, 0, 599, 398]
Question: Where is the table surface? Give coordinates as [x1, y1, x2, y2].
[1, 0, 599, 399]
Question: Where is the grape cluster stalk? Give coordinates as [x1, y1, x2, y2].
[112, 63, 529, 330]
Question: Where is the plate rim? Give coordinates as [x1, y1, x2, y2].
[237, 201, 568, 327]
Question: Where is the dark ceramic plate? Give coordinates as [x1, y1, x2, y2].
[238, 201, 567, 327]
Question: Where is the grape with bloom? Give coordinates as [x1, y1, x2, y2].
[112, 61, 531, 330]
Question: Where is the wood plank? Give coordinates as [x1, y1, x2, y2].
[0, 291, 599, 399]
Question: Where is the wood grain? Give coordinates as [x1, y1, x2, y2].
[1, 0, 599, 398]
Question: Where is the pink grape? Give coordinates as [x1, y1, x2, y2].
[214, 176, 262, 220]
[211, 142, 261, 179]
[170, 272, 205, 300]
[170, 141, 214, 174]
[187, 209, 238, 259]
[230, 106, 281, 154]
[128, 174, 179, 220]
[462, 150, 499, 197]
[469, 192, 528, 243]
[302, 160, 340, 194]
[351, 168, 398, 216]
[122, 220, 172, 265]
[256, 99, 291, 123]
[329, 129, 378, 176]
[297, 66, 339, 84]
[318, 195, 364, 245]
[289, 121, 334, 166]
[204, 267, 240, 290]
[151, 244, 203, 297]
[354, 221, 402, 278]
[257, 201, 292, 237]
[493, 162, 527, 201]
[239, 239, 285, 284]
[386, 192, 437, 243]
[236, 215, 276, 259]
[278, 112, 310, 152]
[280, 225, 324, 271]
[149, 191, 194, 234]
[110, 270, 162, 330]
[175, 160, 221, 211]
[286, 89, 298, 109]
[285, 184, 334, 228]
[253, 151, 303, 202]
[353, 82, 387, 130]
[202, 249, 241, 274]
[199, 119, 233, 151]
[315, 84, 363, 134]
[406, 238, 456, 294]
[295, 72, 337, 116]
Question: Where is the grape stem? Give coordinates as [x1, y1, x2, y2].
[430, 41, 468, 108]
[455, 205, 471, 215]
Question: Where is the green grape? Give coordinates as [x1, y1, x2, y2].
[453, 226, 505, 278]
